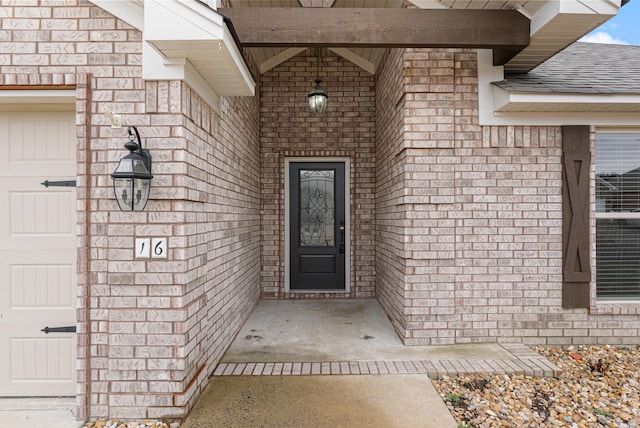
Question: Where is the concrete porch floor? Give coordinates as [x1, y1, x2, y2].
[182, 299, 560, 428]
[217, 299, 561, 378]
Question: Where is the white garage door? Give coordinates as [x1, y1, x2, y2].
[0, 111, 77, 396]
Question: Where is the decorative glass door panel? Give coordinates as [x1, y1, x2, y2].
[300, 170, 335, 247]
[290, 162, 345, 290]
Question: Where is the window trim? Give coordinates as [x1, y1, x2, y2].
[594, 129, 640, 304]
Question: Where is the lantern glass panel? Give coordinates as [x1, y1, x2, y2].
[112, 154, 152, 211]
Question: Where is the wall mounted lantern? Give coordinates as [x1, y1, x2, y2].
[308, 48, 328, 114]
[111, 126, 153, 211]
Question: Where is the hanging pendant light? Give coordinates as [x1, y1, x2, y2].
[308, 48, 328, 114]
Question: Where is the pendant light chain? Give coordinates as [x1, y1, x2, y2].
[316, 47, 320, 82]
[308, 46, 328, 114]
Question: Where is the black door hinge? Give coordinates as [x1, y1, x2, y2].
[41, 326, 77, 334]
[41, 180, 76, 188]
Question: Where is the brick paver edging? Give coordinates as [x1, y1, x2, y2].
[213, 344, 562, 379]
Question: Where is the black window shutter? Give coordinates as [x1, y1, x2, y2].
[562, 126, 591, 309]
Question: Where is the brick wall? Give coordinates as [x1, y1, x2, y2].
[375, 48, 410, 339]
[376, 47, 640, 346]
[143, 83, 261, 418]
[0, 0, 260, 420]
[260, 48, 376, 298]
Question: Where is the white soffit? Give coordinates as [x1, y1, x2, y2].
[144, 0, 255, 98]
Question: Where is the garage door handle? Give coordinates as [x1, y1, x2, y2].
[41, 326, 76, 334]
[41, 180, 76, 188]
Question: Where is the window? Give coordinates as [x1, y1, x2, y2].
[596, 133, 640, 300]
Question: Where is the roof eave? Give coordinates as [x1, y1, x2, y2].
[88, 0, 256, 112]
[494, 86, 640, 113]
[505, 0, 622, 72]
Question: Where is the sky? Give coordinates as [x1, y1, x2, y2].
[580, 0, 640, 45]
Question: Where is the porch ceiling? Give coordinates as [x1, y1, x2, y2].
[228, 0, 404, 73]
[226, 0, 622, 74]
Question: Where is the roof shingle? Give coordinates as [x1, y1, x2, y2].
[494, 42, 640, 95]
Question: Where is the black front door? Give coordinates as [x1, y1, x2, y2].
[290, 162, 346, 290]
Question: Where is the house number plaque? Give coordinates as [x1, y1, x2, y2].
[135, 238, 168, 259]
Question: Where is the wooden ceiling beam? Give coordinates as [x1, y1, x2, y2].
[218, 7, 530, 65]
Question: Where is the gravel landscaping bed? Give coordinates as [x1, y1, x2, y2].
[433, 345, 640, 427]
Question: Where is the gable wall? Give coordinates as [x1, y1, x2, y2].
[259, 48, 376, 298]
[0, 0, 260, 421]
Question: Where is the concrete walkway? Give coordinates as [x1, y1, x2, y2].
[183, 375, 454, 428]
[182, 299, 561, 427]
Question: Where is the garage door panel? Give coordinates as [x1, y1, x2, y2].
[0, 111, 76, 397]
[0, 112, 75, 177]
[0, 179, 75, 249]
[10, 263, 74, 308]
[0, 251, 75, 323]
[10, 190, 75, 235]
[0, 324, 76, 396]
[11, 336, 75, 381]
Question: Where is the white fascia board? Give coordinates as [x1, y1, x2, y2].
[497, 90, 640, 109]
[142, 42, 221, 113]
[478, 49, 640, 126]
[486, 112, 640, 126]
[88, 0, 144, 31]
[478, 49, 507, 124]
[222, 25, 256, 96]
